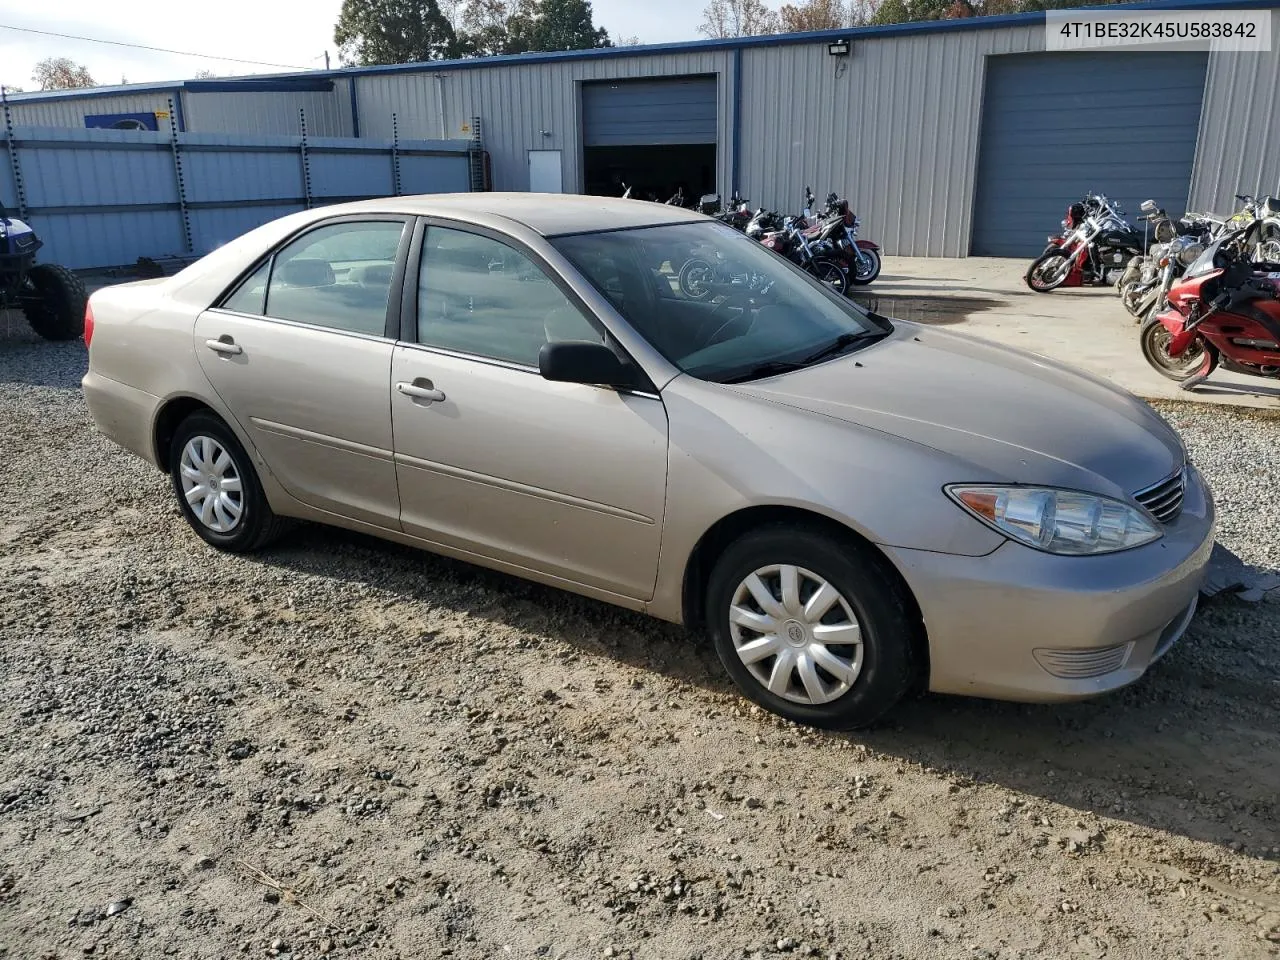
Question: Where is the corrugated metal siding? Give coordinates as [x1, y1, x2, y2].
[7, 125, 471, 268]
[1189, 8, 1280, 215]
[354, 51, 734, 193]
[582, 76, 717, 145]
[181, 89, 352, 136]
[5, 93, 176, 130]
[738, 24, 1041, 257]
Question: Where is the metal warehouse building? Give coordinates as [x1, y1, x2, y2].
[7, 0, 1279, 257]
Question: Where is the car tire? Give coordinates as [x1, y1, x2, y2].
[169, 411, 286, 552]
[21, 263, 87, 341]
[705, 524, 921, 730]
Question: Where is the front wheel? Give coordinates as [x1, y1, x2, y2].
[1140, 321, 1215, 382]
[808, 257, 849, 296]
[849, 247, 881, 285]
[1025, 248, 1074, 293]
[705, 525, 921, 730]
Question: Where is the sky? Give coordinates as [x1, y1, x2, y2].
[0, 0, 708, 91]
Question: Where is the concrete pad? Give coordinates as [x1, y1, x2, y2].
[853, 257, 1280, 411]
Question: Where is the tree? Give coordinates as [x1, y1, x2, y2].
[778, 0, 852, 31]
[616, 34, 642, 45]
[526, 0, 610, 50]
[334, 0, 459, 65]
[456, 0, 609, 55]
[698, 0, 779, 37]
[192, 69, 218, 79]
[32, 57, 95, 91]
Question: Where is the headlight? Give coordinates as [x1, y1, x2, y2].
[945, 485, 1162, 555]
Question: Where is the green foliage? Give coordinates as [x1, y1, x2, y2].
[334, 0, 460, 65]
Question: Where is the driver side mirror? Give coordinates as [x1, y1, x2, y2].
[538, 341, 638, 390]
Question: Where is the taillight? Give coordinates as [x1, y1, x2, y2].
[83, 300, 94, 348]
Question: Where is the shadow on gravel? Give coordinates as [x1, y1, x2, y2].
[254, 524, 1280, 862]
[0, 314, 87, 390]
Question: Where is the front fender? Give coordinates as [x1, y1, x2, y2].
[855, 239, 880, 251]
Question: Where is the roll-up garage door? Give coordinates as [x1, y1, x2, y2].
[970, 51, 1208, 257]
[582, 76, 717, 147]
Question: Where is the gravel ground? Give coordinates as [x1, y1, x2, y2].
[2, 312, 1279, 960]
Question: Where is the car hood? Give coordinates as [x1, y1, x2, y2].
[727, 324, 1184, 498]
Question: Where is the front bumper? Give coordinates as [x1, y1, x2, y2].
[883, 464, 1215, 703]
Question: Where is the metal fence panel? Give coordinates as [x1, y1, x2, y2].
[3, 124, 472, 269]
[398, 153, 472, 195]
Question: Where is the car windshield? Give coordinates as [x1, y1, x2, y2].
[550, 221, 890, 383]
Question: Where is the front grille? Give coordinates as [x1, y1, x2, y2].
[1034, 642, 1134, 679]
[1134, 468, 1186, 524]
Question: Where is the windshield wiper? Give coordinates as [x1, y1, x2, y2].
[795, 331, 866, 366]
[717, 332, 871, 384]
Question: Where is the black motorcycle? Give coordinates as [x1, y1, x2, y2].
[1025, 193, 1149, 293]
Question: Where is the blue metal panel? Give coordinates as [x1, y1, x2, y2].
[36, 209, 188, 270]
[8, 124, 470, 268]
[190, 204, 304, 255]
[182, 147, 303, 203]
[971, 51, 1208, 257]
[397, 154, 472, 195]
[309, 149, 395, 198]
[17, 128, 176, 209]
[582, 77, 717, 146]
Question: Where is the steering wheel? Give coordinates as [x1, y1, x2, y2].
[701, 292, 754, 349]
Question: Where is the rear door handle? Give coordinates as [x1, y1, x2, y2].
[205, 338, 243, 356]
[396, 381, 446, 403]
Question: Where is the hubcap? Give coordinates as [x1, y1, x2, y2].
[728, 564, 864, 705]
[179, 435, 244, 533]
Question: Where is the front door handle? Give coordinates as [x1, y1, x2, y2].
[396, 381, 446, 403]
[205, 338, 243, 356]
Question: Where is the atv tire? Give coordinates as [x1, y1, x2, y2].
[22, 264, 87, 341]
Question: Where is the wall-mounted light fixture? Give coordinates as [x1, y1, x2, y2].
[827, 39, 851, 57]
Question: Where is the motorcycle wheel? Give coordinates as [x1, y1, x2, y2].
[849, 248, 881, 285]
[1025, 249, 1074, 293]
[678, 258, 715, 300]
[809, 258, 849, 296]
[1140, 322, 1215, 382]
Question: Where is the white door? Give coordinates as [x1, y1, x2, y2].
[528, 150, 563, 194]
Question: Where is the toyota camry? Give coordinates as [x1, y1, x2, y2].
[82, 194, 1214, 729]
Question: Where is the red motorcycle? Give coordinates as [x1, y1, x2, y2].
[802, 193, 882, 285]
[1141, 221, 1280, 391]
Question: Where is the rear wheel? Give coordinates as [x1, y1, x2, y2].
[1025, 249, 1074, 293]
[849, 248, 881, 285]
[809, 257, 849, 296]
[1140, 321, 1214, 382]
[169, 411, 286, 552]
[21, 263, 87, 341]
[705, 525, 921, 730]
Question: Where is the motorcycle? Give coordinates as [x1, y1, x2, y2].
[1025, 193, 1146, 293]
[1115, 199, 1213, 321]
[1140, 219, 1280, 391]
[805, 192, 881, 286]
[758, 215, 849, 295]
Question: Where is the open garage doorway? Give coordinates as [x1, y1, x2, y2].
[580, 76, 719, 202]
[583, 143, 717, 203]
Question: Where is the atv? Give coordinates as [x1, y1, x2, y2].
[1, 207, 87, 341]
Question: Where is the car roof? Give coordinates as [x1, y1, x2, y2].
[324, 192, 708, 237]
